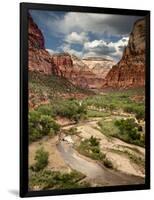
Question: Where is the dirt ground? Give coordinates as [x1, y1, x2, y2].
[62, 118, 145, 177]
[29, 115, 145, 182]
[29, 136, 71, 173]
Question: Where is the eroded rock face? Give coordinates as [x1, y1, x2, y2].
[28, 14, 53, 74]
[51, 53, 96, 88]
[83, 57, 116, 79]
[104, 19, 145, 88]
[51, 53, 73, 77]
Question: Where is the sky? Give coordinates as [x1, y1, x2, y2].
[29, 10, 142, 62]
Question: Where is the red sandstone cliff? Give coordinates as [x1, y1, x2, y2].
[104, 19, 145, 88]
[28, 14, 54, 74]
[51, 53, 107, 89]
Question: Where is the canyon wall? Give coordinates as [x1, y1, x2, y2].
[28, 14, 55, 75]
[104, 19, 145, 88]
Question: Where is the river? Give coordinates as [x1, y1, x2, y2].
[57, 140, 144, 186]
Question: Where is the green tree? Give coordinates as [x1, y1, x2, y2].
[31, 147, 49, 172]
[29, 110, 60, 142]
[114, 118, 141, 143]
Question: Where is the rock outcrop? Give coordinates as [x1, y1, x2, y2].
[28, 14, 54, 74]
[104, 19, 145, 88]
[51, 53, 98, 88]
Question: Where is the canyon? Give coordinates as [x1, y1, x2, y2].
[28, 14, 145, 90]
[28, 13, 146, 190]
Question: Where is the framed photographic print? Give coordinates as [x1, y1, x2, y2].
[20, 2, 150, 197]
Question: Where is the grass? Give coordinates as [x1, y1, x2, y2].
[87, 110, 110, 118]
[83, 88, 145, 120]
[77, 136, 113, 169]
[97, 119, 119, 138]
[29, 169, 89, 190]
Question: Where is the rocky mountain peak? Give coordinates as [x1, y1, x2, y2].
[104, 18, 145, 88]
[28, 14, 45, 49]
[83, 56, 114, 62]
[28, 14, 54, 75]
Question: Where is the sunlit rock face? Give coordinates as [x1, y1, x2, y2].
[82, 57, 116, 79]
[28, 14, 54, 75]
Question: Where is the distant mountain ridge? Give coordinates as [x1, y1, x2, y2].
[83, 57, 113, 61]
[82, 57, 116, 79]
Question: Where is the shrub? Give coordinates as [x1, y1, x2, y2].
[29, 170, 88, 190]
[135, 108, 145, 120]
[77, 136, 113, 168]
[103, 158, 113, 169]
[123, 106, 134, 113]
[114, 118, 144, 146]
[124, 105, 145, 120]
[31, 147, 49, 172]
[64, 127, 79, 135]
[97, 120, 119, 137]
[114, 118, 138, 138]
[36, 105, 55, 117]
[29, 110, 60, 142]
[89, 136, 99, 146]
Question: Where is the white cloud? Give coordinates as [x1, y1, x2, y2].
[83, 36, 129, 61]
[57, 36, 129, 61]
[84, 40, 116, 54]
[65, 32, 89, 44]
[58, 43, 83, 58]
[55, 35, 129, 61]
[110, 37, 129, 59]
[46, 48, 55, 55]
[30, 10, 138, 61]
[30, 10, 140, 37]
[51, 12, 140, 36]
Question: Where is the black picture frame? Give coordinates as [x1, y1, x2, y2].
[20, 2, 150, 198]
